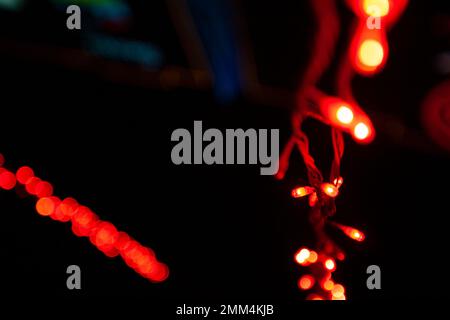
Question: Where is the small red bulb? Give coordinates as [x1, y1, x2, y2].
[325, 258, 336, 271]
[298, 275, 315, 290]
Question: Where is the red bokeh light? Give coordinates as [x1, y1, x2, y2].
[0, 170, 16, 190]
[16, 166, 35, 184]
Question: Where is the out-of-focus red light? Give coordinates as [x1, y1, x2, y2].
[354, 122, 371, 141]
[36, 197, 56, 216]
[306, 294, 324, 300]
[363, 0, 390, 17]
[307, 251, 318, 263]
[350, 229, 365, 242]
[25, 177, 41, 195]
[321, 183, 339, 198]
[309, 192, 318, 207]
[0, 153, 4, 167]
[149, 263, 170, 282]
[337, 252, 346, 261]
[325, 258, 336, 271]
[71, 206, 98, 236]
[332, 284, 345, 298]
[0, 171, 16, 190]
[336, 106, 354, 125]
[323, 279, 335, 291]
[295, 248, 311, 265]
[56, 197, 79, 221]
[90, 221, 119, 253]
[16, 166, 34, 184]
[333, 177, 344, 188]
[358, 39, 384, 68]
[292, 186, 315, 198]
[298, 275, 315, 290]
[35, 181, 53, 198]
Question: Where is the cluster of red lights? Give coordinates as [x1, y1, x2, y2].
[346, 0, 409, 75]
[293, 224, 365, 300]
[292, 177, 343, 207]
[318, 94, 375, 144]
[0, 154, 169, 283]
[291, 179, 366, 300]
[295, 247, 346, 300]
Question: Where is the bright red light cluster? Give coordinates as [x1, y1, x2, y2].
[294, 246, 346, 300]
[318, 94, 376, 143]
[291, 177, 344, 207]
[0, 156, 169, 283]
[346, 0, 409, 75]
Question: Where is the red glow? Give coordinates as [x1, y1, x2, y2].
[292, 186, 315, 198]
[308, 192, 318, 207]
[334, 223, 366, 242]
[35, 181, 53, 198]
[147, 263, 170, 282]
[16, 166, 34, 184]
[298, 275, 315, 290]
[349, 229, 365, 242]
[36, 197, 56, 216]
[323, 279, 335, 291]
[321, 183, 339, 198]
[318, 95, 376, 143]
[306, 294, 324, 300]
[295, 248, 311, 265]
[0, 171, 16, 190]
[0, 161, 169, 283]
[354, 122, 370, 140]
[71, 206, 99, 237]
[307, 251, 318, 263]
[363, 0, 390, 17]
[25, 177, 41, 195]
[332, 284, 345, 298]
[325, 258, 336, 271]
[0, 153, 4, 167]
[90, 221, 119, 253]
[55, 197, 79, 221]
[349, 24, 388, 75]
[333, 177, 344, 188]
[336, 106, 354, 124]
[346, 0, 408, 25]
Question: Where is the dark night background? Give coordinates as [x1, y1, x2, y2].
[0, 0, 449, 313]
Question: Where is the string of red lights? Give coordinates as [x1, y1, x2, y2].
[0, 154, 169, 283]
[278, 0, 408, 300]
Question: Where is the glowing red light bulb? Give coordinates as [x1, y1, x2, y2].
[358, 39, 385, 70]
[331, 284, 345, 299]
[292, 186, 315, 198]
[36, 197, 57, 216]
[336, 106, 354, 125]
[325, 258, 336, 271]
[16, 166, 34, 184]
[333, 177, 344, 188]
[295, 248, 311, 265]
[298, 275, 315, 290]
[321, 183, 339, 198]
[322, 279, 335, 291]
[25, 177, 41, 195]
[35, 181, 53, 198]
[306, 294, 324, 300]
[308, 192, 318, 207]
[363, 0, 390, 17]
[307, 250, 318, 263]
[354, 122, 371, 141]
[0, 170, 16, 190]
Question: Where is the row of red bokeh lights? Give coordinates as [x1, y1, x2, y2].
[0, 155, 169, 283]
